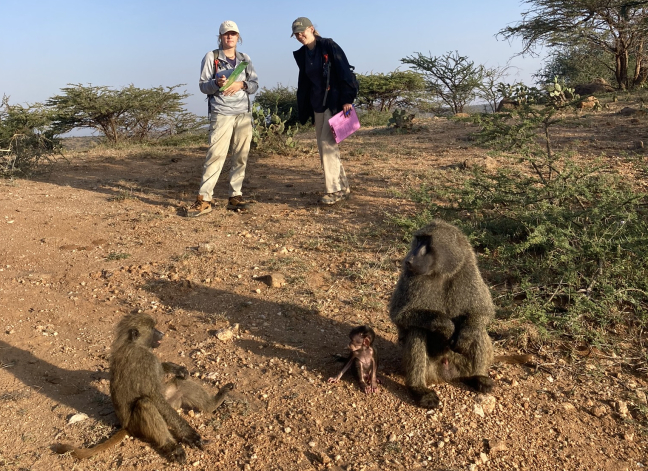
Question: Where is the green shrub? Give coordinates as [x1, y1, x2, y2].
[251, 103, 297, 153]
[254, 85, 299, 127]
[400, 85, 648, 347]
[0, 96, 61, 177]
[357, 110, 392, 127]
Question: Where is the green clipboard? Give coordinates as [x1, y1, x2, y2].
[219, 61, 249, 91]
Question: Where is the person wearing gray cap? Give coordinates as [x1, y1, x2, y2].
[292, 17, 358, 205]
[188, 20, 259, 216]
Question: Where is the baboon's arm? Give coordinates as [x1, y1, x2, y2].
[162, 362, 189, 379]
[399, 309, 455, 339]
[328, 356, 356, 383]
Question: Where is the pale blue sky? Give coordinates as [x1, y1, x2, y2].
[0, 0, 543, 117]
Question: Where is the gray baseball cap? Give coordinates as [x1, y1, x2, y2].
[291, 17, 312, 36]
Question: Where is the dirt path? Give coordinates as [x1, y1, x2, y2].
[0, 120, 646, 470]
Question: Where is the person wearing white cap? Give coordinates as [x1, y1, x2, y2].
[292, 17, 358, 205]
[188, 20, 259, 216]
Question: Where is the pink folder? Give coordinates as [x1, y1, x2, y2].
[328, 107, 360, 143]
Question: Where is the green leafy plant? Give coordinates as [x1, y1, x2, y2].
[388, 109, 416, 130]
[0, 95, 61, 177]
[251, 103, 297, 153]
[402, 82, 648, 346]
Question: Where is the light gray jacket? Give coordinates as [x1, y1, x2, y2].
[199, 49, 259, 116]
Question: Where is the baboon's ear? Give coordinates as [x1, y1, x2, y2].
[128, 328, 140, 341]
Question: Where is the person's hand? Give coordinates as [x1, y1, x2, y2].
[222, 81, 245, 96]
[216, 75, 227, 88]
[342, 103, 353, 117]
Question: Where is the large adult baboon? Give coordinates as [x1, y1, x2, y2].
[54, 313, 233, 463]
[389, 220, 495, 408]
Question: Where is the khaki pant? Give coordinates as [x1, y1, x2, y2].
[314, 110, 349, 194]
[198, 112, 252, 201]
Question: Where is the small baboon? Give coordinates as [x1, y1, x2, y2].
[54, 313, 234, 463]
[328, 325, 379, 394]
[389, 220, 495, 408]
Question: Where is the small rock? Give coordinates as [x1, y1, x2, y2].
[437, 441, 445, 448]
[308, 441, 316, 448]
[510, 379, 519, 387]
[469, 464, 478, 471]
[197, 243, 214, 253]
[636, 391, 647, 405]
[256, 273, 286, 288]
[475, 394, 496, 414]
[624, 433, 634, 441]
[615, 401, 629, 417]
[214, 324, 239, 342]
[474, 404, 485, 418]
[314, 451, 331, 464]
[592, 405, 607, 418]
[388, 433, 397, 442]
[562, 403, 576, 412]
[480, 452, 489, 464]
[488, 439, 508, 454]
[284, 427, 292, 433]
[68, 413, 89, 425]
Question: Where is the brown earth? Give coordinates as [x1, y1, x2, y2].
[1, 106, 647, 471]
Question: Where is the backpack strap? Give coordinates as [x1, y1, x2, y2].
[322, 44, 331, 107]
[212, 49, 221, 78]
[207, 49, 220, 115]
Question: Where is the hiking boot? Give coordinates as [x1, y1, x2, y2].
[320, 188, 350, 205]
[186, 196, 212, 217]
[227, 195, 248, 211]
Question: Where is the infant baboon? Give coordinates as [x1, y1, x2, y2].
[389, 220, 495, 408]
[328, 326, 379, 394]
[54, 313, 234, 463]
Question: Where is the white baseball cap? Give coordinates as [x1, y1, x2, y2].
[219, 20, 239, 35]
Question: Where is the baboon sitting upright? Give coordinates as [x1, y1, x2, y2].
[389, 220, 495, 408]
[54, 313, 233, 463]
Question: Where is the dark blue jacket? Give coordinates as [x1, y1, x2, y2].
[293, 37, 358, 125]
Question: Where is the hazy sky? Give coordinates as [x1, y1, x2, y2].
[0, 0, 544, 117]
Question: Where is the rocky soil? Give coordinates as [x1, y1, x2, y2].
[1, 109, 647, 471]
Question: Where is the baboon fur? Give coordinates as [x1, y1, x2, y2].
[55, 313, 232, 463]
[389, 219, 494, 408]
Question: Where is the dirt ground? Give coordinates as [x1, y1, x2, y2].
[1, 108, 647, 471]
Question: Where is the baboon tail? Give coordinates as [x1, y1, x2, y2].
[53, 428, 128, 459]
[494, 354, 534, 365]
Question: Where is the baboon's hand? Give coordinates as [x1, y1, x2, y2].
[327, 377, 340, 383]
[182, 430, 204, 449]
[221, 382, 235, 391]
[161, 443, 187, 464]
[176, 366, 189, 379]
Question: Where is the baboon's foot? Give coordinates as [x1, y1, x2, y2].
[160, 442, 186, 464]
[461, 375, 494, 393]
[182, 430, 203, 449]
[409, 386, 441, 409]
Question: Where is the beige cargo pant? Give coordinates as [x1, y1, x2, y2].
[198, 112, 252, 201]
[314, 110, 349, 194]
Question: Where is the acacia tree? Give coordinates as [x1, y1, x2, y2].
[401, 51, 484, 114]
[499, 0, 648, 90]
[1, 95, 59, 176]
[47, 84, 204, 143]
[355, 70, 425, 111]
